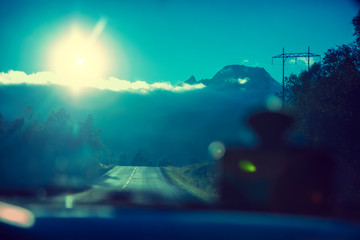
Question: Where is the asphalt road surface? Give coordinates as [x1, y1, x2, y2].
[98, 166, 185, 197]
[66, 166, 191, 205]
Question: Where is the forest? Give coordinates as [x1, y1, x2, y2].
[282, 11, 360, 204]
[0, 107, 110, 188]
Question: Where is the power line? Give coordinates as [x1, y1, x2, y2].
[272, 47, 321, 103]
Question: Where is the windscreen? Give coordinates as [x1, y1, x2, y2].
[0, 0, 359, 220]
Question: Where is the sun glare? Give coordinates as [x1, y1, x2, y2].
[49, 20, 109, 91]
[76, 58, 84, 65]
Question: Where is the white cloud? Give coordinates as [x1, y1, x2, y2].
[0, 71, 58, 85]
[0, 71, 206, 93]
[238, 77, 248, 84]
[288, 57, 315, 65]
[298, 57, 315, 65]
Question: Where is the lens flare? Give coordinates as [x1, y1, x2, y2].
[0, 202, 35, 228]
[238, 78, 248, 84]
[65, 195, 74, 209]
[49, 19, 110, 91]
[266, 95, 283, 111]
[208, 141, 226, 160]
[238, 160, 257, 172]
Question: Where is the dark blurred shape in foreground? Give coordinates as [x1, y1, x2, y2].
[220, 111, 333, 216]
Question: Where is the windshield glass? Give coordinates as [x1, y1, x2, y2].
[0, 0, 359, 221]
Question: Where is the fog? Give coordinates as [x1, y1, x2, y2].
[0, 84, 279, 165]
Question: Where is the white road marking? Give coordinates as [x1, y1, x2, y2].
[106, 166, 119, 175]
[121, 166, 138, 190]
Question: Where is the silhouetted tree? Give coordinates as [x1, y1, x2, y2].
[0, 107, 107, 188]
[24, 105, 34, 120]
[131, 149, 151, 166]
[352, 10, 360, 45]
[79, 114, 103, 151]
[0, 114, 7, 138]
[158, 157, 173, 167]
[191, 156, 202, 165]
[118, 152, 128, 165]
[284, 11, 360, 202]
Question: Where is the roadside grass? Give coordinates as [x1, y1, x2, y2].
[162, 162, 219, 203]
[63, 164, 117, 203]
[97, 163, 116, 176]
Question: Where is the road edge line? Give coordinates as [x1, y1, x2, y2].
[160, 167, 214, 203]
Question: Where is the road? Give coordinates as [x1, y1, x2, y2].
[98, 166, 185, 197]
[68, 166, 190, 205]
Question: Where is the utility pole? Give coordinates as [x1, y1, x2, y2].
[272, 47, 321, 104]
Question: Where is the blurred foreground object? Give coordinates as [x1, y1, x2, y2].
[0, 201, 35, 228]
[220, 111, 333, 216]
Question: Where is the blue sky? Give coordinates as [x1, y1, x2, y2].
[0, 0, 358, 84]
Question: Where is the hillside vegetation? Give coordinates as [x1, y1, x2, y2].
[162, 162, 219, 202]
[0, 107, 114, 189]
[283, 11, 360, 204]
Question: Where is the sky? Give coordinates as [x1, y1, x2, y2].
[0, 0, 358, 85]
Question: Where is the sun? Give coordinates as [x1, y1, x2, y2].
[49, 21, 109, 91]
[76, 58, 84, 65]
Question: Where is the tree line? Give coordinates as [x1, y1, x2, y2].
[0, 106, 181, 189]
[282, 11, 360, 203]
[0, 107, 107, 188]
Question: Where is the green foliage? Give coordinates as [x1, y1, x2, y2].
[284, 11, 360, 201]
[352, 10, 360, 46]
[0, 107, 107, 188]
[285, 45, 360, 148]
[79, 114, 103, 151]
[191, 157, 202, 165]
[167, 162, 219, 198]
[131, 148, 152, 166]
[118, 152, 128, 165]
[158, 157, 173, 167]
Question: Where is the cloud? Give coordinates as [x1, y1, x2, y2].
[289, 57, 315, 65]
[240, 60, 260, 67]
[298, 57, 315, 65]
[0, 71, 206, 93]
[0, 71, 57, 85]
[237, 77, 248, 84]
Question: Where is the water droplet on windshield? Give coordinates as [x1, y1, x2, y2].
[266, 95, 282, 111]
[238, 160, 257, 172]
[208, 141, 226, 160]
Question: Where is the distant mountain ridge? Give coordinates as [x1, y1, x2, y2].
[184, 65, 280, 92]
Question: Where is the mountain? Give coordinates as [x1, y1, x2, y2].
[184, 75, 197, 85]
[0, 64, 281, 166]
[185, 65, 280, 92]
[0, 83, 267, 166]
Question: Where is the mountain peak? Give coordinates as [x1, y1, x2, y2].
[184, 75, 197, 85]
[211, 64, 266, 82]
[184, 64, 280, 92]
